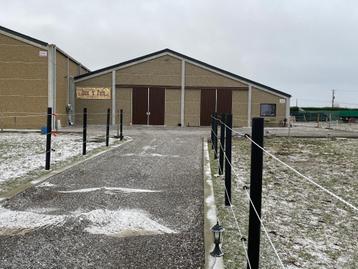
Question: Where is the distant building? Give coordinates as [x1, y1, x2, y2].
[0, 25, 89, 129]
[291, 107, 358, 122]
[75, 49, 291, 127]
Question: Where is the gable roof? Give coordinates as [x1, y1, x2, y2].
[0, 25, 90, 72]
[74, 48, 291, 98]
[0, 25, 48, 47]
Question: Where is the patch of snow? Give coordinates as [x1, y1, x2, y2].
[81, 209, 175, 236]
[0, 207, 65, 233]
[58, 187, 161, 194]
[0, 133, 117, 184]
[121, 153, 179, 158]
[37, 181, 57, 187]
[0, 206, 175, 237]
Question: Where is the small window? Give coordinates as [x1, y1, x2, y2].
[260, 104, 276, 117]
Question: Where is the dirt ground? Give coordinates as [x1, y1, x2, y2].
[211, 136, 358, 269]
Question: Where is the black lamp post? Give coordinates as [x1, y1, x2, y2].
[210, 221, 224, 257]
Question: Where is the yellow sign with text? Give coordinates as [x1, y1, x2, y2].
[76, 87, 111, 99]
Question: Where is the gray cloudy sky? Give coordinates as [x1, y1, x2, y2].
[2, 0, 358, 107]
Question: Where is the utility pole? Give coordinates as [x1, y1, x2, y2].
[332, 89, 335, 108]
[296, 98, 298, 107]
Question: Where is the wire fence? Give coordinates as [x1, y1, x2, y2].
[0, 108, 125, 190]
[209, 113, 357, 268]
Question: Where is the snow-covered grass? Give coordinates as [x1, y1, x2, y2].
[0, 132, 121, 195]
[210, 137, 358, 268]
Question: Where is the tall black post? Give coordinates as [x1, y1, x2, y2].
[211, 113, 214, 149]
[120, 109, 124, 141]
[106, 108, 110, 147]
[45, 107, 52, 170]
[219, 113, 226, 175]
[82, 108, 87, 155]
[224, 113, 232, 206]
[247, 117, 264, 269]
[213, 112, 218, 159]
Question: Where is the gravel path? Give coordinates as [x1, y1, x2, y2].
[0, 129, 205, 268]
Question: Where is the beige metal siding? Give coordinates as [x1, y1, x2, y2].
[75, 72, 112, 124]
[185, 63, 247, 88]
[116, 55, 181, 86]
[116, 87, 132, 125]
[165, 89, 181, 126]
[232, 89, 248, 127]
[184, 89, 200, 126]
[251, 87, 286, 126]
[0, 33, 48, 129]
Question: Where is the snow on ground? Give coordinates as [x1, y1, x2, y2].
[0, 132, 118, 193]
[0, 206, 175, 237]
[211, 137, 358, 269]
[82, 209, 176, 236]
[57, 187, 161, 194]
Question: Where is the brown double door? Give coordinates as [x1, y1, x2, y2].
[200, 89, 232, 126]
[132, 87, 165, 125]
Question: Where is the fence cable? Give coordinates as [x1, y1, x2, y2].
[212, 131, 252, 269]
[243, 188, 286, 269]
[213, 129, 284, 268]
[212, 116, 358, 213]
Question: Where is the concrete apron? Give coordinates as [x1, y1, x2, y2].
[203, 139, 224, 269]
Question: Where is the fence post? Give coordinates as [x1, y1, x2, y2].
[247, 117, 264, 269]
[224, 113, 232, 206]
[115, 109, 120, 138]
[213, 112, 218, 159]
[211, 113, 214, 149]
[106, 108, 110, 147]
[82, 108, 87, 155]
[45, 107, 52, 170]
[120, 109, 124, 141]
[219, 113, 226, 175]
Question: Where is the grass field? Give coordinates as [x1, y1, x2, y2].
[210, 137, 358, 268]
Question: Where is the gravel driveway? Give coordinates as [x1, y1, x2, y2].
[0, 129, 205, 268]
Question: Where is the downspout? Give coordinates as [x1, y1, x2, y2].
[248, 84, 252, 127]
[180, 60, 185, 127]
[112, 70, 116, 125]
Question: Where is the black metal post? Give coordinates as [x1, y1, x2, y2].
[120, 109, 123, 141]
[213, 112, 218, 159]
[219, 114, 226, 175]
[224, 113, 232, 206]
[45, 107, 52, 170]
[106, 108, 110, 147]
[211, 113, 214, 149]
[82, 108, 87, 155]
[247, 117, 264, 269]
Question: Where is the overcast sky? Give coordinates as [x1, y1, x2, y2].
[2, 0, 358, 107]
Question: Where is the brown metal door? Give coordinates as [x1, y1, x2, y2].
[132, 87, 148, 124]
[217, 89, 232, 114]
[149, 87, 165, 125]
[200, 89, 216, 126]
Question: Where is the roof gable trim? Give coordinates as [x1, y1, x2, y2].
[0, 26, 48, 49]
[74, 49, 291, 98]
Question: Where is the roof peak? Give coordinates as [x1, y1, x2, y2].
[75, 48, 291, 98]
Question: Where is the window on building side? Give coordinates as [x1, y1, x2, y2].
[260, 104, 276, 117]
